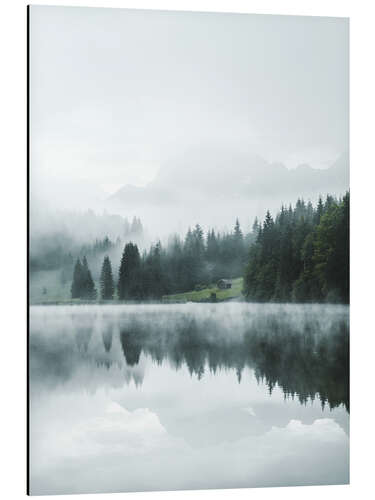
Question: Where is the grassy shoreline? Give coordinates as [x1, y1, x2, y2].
[30, 277, 244, 305]
[162, 277, 244, 303]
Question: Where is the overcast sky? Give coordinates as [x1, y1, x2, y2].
[30, 6, 348, 229]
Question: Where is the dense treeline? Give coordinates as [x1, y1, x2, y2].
[155, 219, 252, 294]
[69, 192, 349, 303]
[244, 192, 349, 303]
[117, 219, 252, 299]
[70, 219, 252, 300]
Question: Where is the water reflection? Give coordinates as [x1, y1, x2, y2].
[30, 303, 349, 412]
[120, 329, 143, 366]
[102, 326, 113, 353]
[29, 304, 349, 495]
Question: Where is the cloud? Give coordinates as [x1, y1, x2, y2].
[30, 389, 349, 495]
[74, 402, 182, 455]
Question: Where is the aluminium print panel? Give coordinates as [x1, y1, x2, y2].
[28, 5, 349, 495]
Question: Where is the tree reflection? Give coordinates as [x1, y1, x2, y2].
[102, 327, 113, 353]
[119, 328, 143, 366]
[74, 326, 92, 352]
[29, 306, 349, 413]
[116, 312, 349, 412]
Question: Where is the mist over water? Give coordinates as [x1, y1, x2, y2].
[29, 303, 349, 495]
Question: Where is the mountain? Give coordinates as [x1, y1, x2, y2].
[107, 147, 349, 237]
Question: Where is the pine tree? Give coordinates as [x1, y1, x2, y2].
[234, 218, 243, 242]
[118, 242, 143, 300]
[193, 224, 205, 256]
[81, 256, 97, 300]
[100, 256, 115, 300]
[313, 192, 349, 302]
[71, 258, 83, 298]
[252, 217, 260, 234]
[142, 241, 166, 299]
[182, 228, 196, 290]
[314, 196, 324, 224]
[231, 218, 245, 277]
[244, 193, 349, 303]
[206, 229, 219, 261]
[166, 234, 185, 293]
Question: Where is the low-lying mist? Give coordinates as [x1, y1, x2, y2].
[30, 303, 349, 411]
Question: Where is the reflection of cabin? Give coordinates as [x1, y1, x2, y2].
[217, 279, 232, 290]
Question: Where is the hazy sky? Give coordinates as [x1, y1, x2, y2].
[30, 6, 349, 207]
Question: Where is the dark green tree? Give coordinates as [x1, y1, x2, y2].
[142, 241, 167, 299]
[314, 196, 324, 224]
[244, 193, 349, 304]
[183, 226, 205, 289]
[206, 229, 219, 261]
[81, 256, 97, 300]
[234, 218, 243, 242]
[100, 256, 115, 300]
[232, 218, 246, 276]
[252, 217, 260, 234]
[71, 258, 84, 298]
[118, 242, 143, 300]
[313, 192, 349, 302]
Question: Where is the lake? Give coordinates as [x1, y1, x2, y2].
[29, 303, 349, 495]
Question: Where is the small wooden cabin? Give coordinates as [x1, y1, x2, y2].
[217, 279, 232, 290]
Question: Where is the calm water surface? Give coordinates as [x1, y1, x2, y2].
[29, 303, 349, 495]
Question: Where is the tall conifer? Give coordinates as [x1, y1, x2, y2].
[100, 256, 115, 300]
[71, 258, 83, 298]
[81, 256, 97, 300]
[118, 242, 143, 300]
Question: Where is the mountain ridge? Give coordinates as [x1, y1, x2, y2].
[108, 150, 349, 208]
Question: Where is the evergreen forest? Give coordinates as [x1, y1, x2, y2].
[68, 192, 349, 304]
